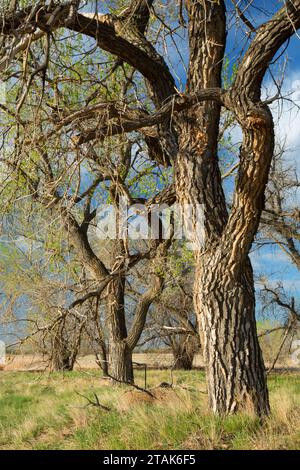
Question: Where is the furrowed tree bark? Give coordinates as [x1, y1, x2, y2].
[196, 255, 269, 414]
[196, 102, 274, 414]
[109, 339, 134, 383]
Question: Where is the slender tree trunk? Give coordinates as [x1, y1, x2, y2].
[97, 340, 109, 377]
[106, 237, 135, 383]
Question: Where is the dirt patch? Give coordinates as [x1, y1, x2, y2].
[118, 387, 181, 411]
[98, 377, 113, 387]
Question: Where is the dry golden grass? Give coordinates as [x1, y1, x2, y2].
[117, 387, 183, 412]
[2, 352, 294, 372]
[2, 353, 204, 371]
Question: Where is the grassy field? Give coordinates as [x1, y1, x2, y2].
[0, 369, 300, 450]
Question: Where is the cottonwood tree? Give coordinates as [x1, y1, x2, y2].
[0, 1, 177, 383]
[2, 0, 300, 414]
[0, 146, 170, 379]
[0, 23, 172, 382]
[0, 131, 171, 382]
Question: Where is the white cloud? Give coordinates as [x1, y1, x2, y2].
[251, 245, 300, 297]
[263, 71, 300, 152]
[223, 72, 300, 161]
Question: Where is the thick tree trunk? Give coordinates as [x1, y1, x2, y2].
[195, 255, 269, 415]
[176, 115, 271, 413]
[6, 0, 300, 418]
[174, 0, 270, 415]
[109, 340, 134, 383]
